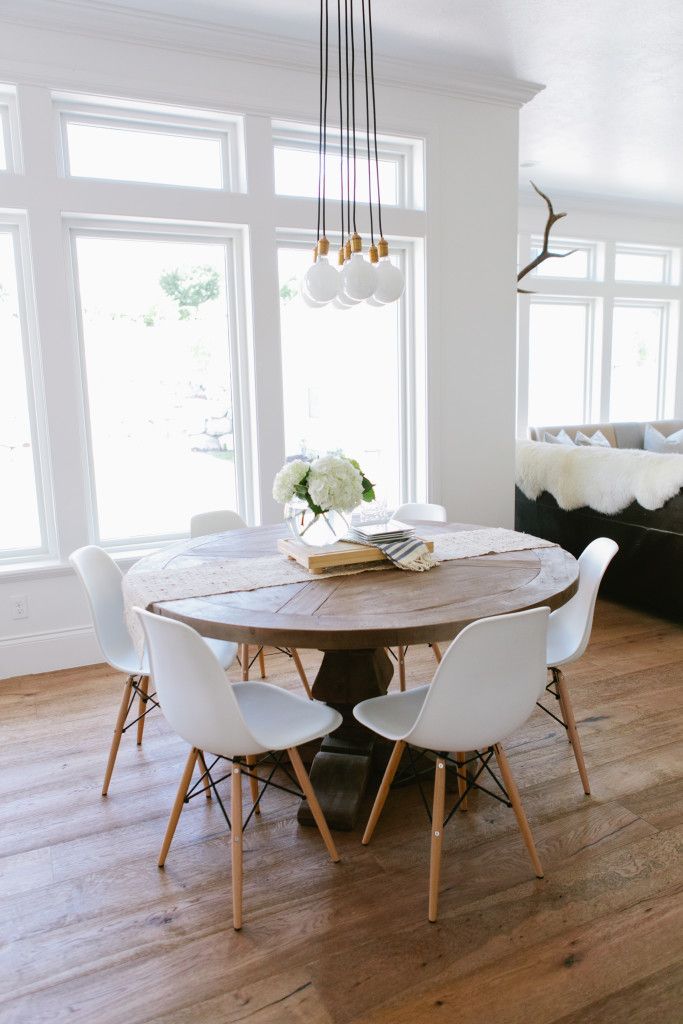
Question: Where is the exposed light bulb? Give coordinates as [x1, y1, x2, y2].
[301, 285, 328, 308]
[374, 256, 405, 304]
[341, 252, 377, 301]
[303, 255, 340, 304]
[365, 295, 386, 307]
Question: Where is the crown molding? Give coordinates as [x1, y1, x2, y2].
[0, 0, 543, 109]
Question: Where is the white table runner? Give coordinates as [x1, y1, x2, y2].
[123, 528, 556, 658]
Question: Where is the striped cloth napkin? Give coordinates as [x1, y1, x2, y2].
[354, 533, 439, 572]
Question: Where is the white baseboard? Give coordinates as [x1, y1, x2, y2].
[0, 625, 101, 680]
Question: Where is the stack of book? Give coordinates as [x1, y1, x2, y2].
[348, 519, 416, 545]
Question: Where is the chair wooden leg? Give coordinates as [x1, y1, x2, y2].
[431, 643, 443, 664]
[241, 644, 250, 681]
[288, 746, 340, 863]
[258, 647, 267, 679]
[362, 740, 406, 845]
[397, 646, 406, 692]
[494, 743, 544, 879]
[231, 762, 244, 930]
[555, 668, 591, 795]
[158, 747, 199, 867]
[290, 648, 313, 700]
[136, 675, 149, 746]
[102, 675, 134, 796]
[429, 757, 447, 922]
[456, 752, 468, 811]
[245, 755, 260, 814]
[197, 750, 212, 800]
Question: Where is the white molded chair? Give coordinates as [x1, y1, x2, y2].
[540, 537, 619, 795]
[394, 502, 447, 524]
[391, 502, 448, 688]
[70, 545, 237, 795]
[355, 607, 549, 922]
[190, 509, 312, 698]
[135, 607, 341, 930]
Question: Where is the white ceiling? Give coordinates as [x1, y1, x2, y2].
[18, 1, 683, 206]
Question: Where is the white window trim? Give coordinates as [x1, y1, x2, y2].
[275, 231, 425, 506]
[272, 120, 425, 210]
[0, 86, 22, 174]
[0, 214, 57, 564]
[526, 294, 596, 426]
[55, 96, 245, 193]
[65, 217, 256, 550]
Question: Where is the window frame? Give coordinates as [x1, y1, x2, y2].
[528, 235, 600, 281]
[0, 215, 56, 564]
[66, 217, 255, 551]
[272, 120, 424, 210]
[275, 231, 425, 505]
[0, 86, 21, 174]
[55, 96, 245, 193]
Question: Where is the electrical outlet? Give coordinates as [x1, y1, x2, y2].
[11, 595, 29, 620]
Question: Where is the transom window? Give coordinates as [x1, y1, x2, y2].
[529, 236, 597, 280]
[57, 96, 243, 191]
[614, 245, 671, 284]
[272, 121, 424, 209]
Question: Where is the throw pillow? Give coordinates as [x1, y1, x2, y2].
[644, 424, 683, 454]
[543, 429, 575, 446]
[575, 430, 612, 448]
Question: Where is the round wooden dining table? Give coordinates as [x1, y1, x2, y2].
[152, 520, 578, 829]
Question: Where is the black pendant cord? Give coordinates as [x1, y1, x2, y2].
[367, 0, 383, 240]
[350, 0, 357, 234]
[344, 0, 351, 244]
[361, 0, 375, 246]
[337, 0, 344, 243]
[322, 0, 330, 238]
[316, 0, 323, 244]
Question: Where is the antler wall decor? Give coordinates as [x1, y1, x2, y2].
[517, 182, 575, 293]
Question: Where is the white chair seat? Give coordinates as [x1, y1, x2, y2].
[203, 638, 239, 671]
[112, 638, 237, 677]
[232, 683, 342, 753]
[354, 685, 429, 741]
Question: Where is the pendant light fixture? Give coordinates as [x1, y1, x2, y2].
[303, 0, 405, 308]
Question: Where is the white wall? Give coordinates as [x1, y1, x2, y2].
[0, 14, 536, 678]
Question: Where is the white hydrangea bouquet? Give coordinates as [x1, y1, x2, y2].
[273, 454, 375, 546]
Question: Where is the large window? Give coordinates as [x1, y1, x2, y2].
[73, 231, 241, 544]
[0, 228, 45, 556]
[518, 233, 681, 432]
[0, 85, 426, 568]
[527, 300, 591, 425]
[609, 304, 666, 421]
[278, 244, 411, 509]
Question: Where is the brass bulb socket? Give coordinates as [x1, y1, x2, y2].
[313, 243, 319, 262]
[344, 239, 352, 260]
[337, 245, 345, 266]
[378, 238, 389, 259]
[369, 244, 379, 264]
[318, 236, 330, 257]
[351, 232, 362, 253]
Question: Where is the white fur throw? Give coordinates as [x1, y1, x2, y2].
[516, 440, 683, 514]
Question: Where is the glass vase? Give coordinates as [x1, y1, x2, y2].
[284, 500, 348, 547]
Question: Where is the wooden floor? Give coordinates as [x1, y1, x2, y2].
[1, 599, 683, 1023]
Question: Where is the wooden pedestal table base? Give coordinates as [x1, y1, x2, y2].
[297, 648, 394, 831]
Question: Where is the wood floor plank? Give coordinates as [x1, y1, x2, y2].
[0, 599, 681, 1024]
